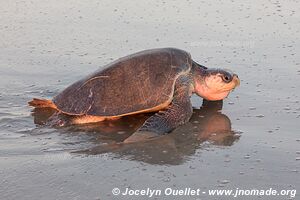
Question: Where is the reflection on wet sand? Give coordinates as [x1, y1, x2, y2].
[31, 100, 240, 165]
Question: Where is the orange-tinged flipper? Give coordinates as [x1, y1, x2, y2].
[28, 98, 58, 110]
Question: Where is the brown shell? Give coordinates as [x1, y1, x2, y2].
[53, 48, 192, 116]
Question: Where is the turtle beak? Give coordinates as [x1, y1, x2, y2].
[232, 74, 240, 87]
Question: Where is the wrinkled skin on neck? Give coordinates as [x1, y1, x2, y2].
[191, 64, 240, 101]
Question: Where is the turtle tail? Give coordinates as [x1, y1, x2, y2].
[28, 98, 58, 109]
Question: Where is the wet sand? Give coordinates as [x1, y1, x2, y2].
[0, 0, 299, 199]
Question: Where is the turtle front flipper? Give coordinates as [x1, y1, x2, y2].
[124, 75, 193, 143]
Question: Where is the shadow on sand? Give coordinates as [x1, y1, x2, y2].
[31, 100, 240, 165]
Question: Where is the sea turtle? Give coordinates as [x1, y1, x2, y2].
[29, 48, 240, 143]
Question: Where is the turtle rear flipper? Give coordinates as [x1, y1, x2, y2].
[28, 98, 58, 109]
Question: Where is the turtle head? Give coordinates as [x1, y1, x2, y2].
[193, 66, 240, 101]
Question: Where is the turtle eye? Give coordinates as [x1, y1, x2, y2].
[222, 74, 232, 83]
